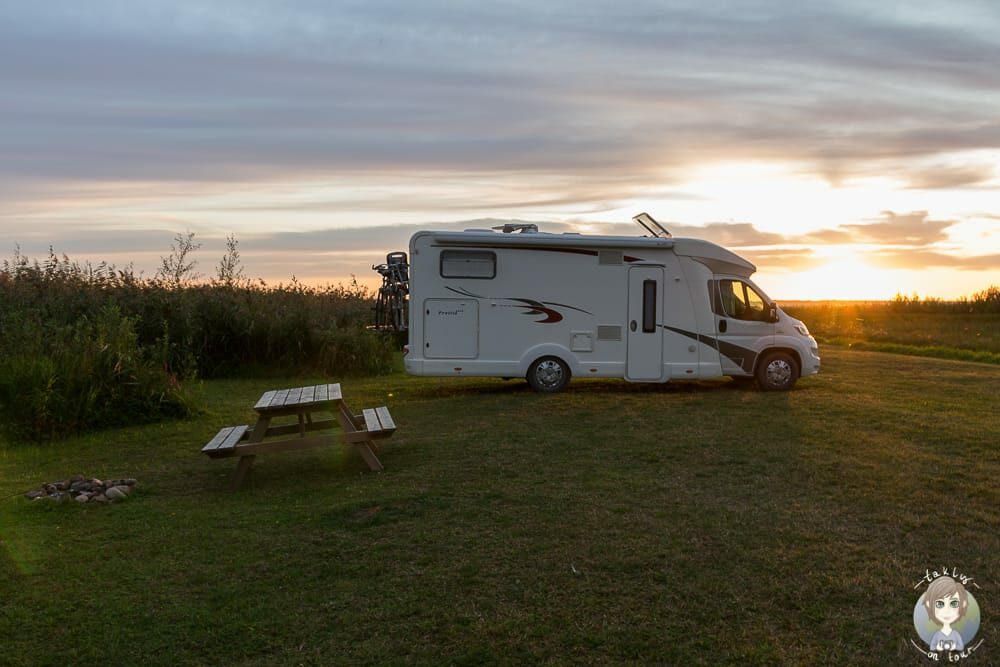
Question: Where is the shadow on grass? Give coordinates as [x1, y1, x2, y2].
[404, 376, 791, 399]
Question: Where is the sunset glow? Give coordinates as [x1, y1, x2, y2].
[2, 2, 999, 299]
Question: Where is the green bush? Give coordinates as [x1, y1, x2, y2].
[316, 327, 398, 377]
[0, 247, 396, 439]
[0, 306, 193, 440]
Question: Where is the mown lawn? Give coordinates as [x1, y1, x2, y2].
[1, 348, 998, 665]
[784, 303, 1000, 364]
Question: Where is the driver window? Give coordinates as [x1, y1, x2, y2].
[744, 284, 766, 321]
[720, 279, 769, 322]
[720, 280, 747, 319]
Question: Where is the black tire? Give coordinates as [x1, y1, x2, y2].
[526, 356, 571, 393]
[755, 351, 799, 391]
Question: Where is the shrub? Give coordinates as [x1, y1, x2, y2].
[0, 306, 193, 440]
[0, 245, 395, 439]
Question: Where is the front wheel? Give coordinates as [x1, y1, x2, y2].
[526, 356, 571, 393]
[755, 351, 799, 391]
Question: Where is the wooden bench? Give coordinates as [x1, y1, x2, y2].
[202, 384, 398, 490]
[201, 425, 250, 458]
[363, 407, 396, 438]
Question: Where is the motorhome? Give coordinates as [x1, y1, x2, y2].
[400, 214, 820, 392]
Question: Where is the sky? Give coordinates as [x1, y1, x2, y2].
[2, 0, 999, 300]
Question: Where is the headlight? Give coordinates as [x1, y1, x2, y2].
[794, 324, 810, 336]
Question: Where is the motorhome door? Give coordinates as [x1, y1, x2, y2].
[627, 266, 664, 380]
[423, 299, 479, 358]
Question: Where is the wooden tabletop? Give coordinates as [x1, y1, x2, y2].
[253, 383, 344, 415]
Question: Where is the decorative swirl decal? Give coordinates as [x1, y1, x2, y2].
[445, 287, 592, 324]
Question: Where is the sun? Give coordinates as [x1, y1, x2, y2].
[772, 250, 897, 301]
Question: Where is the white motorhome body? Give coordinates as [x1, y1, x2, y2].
[403, 223, 820, 391]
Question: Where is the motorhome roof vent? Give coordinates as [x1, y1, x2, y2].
[597, 325, 622, 341]
[491, 223, 538, 234]
[598, 250, 623, 265]
[632, 212, 672, 238]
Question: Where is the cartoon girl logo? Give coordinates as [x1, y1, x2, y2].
[913, 575, 982, 656]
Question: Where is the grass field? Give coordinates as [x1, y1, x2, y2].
[783, 302, 1000, 365]
[2, 348, 998, 665]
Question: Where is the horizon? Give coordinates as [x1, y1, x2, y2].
[3, 2, 999, 300]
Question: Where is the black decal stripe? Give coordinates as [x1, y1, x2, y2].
[509, 298, 562, 323]
[445, 286, 481, 298]
[442, 287, 591, 324]
[662, 326, 758, 373]
[543, 301, 594, 316]
[663, 326, 718, 350]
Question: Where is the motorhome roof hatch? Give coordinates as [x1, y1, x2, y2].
[632, 212, 672, 238]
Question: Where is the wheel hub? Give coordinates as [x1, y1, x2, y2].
[766, 359, 792, 386]
[536, 361, 563, 387]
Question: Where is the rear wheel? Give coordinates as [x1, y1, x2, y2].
[755, 351, 799, 391]
[526, 356, 571, 393]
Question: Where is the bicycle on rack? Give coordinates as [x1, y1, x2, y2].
[371, 251, 409, 331]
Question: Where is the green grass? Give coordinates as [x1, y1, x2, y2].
[2, 349, 999, 665]
[784, 303, 1000, 366]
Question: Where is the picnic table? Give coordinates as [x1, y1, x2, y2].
[201, 383, 396, 490]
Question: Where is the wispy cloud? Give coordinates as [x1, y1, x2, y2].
[4, 1, 1000, 196]
[868, 249, 1000, 270]
[3, 2, 999, 296]
[831, 211, 957, 246]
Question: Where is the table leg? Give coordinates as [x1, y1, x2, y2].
[249, 416, 271, 442]
[355, 444, 384, 472]
[230, 416, 271, 491]
[336, 401, 384, 471]
[230, 454, 256, 491]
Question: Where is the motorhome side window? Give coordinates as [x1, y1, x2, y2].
[718, 279, 768, 322]
[439, 250, 496, 279]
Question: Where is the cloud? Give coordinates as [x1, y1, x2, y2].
[3, 0, 1000, 196]
[740, 249, 818, 272]
[867, 250, 1000, 270]
[667, 222, 787, 247]
[2, 217, 800, 282]
[803, 211, 957, 246]
[844, 211, 957, 245]
[903, 164, 996, 189]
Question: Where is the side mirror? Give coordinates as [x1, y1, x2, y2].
[769, 304, 778, 323]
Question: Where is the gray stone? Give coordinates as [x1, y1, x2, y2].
[123, 479, 137, 486]
[69, 474, 85, 483]
[43, 483, 56, 494]
[54, 480, 70, 491]
[51, 492, 69, 503]
[75, 494, 89, 503]
[90, 494, 108, 503]
[105, 487, 127, 502]
[25, 490, 46, 500]
[110, 485, 131, 497]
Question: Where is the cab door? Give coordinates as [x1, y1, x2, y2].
[711, 278, 774, 375]
[626, 266, 664, 380]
